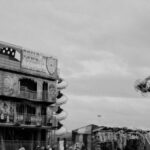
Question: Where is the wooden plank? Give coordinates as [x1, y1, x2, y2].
[0, 57, 20, 70]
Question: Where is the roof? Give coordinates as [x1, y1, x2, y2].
[93, 126, 148, 134]
[72, 124, 99, 134]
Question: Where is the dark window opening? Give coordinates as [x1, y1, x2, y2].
[26, 105, 36, 125]
[41, 106, 46, 116]
[27, 105, 36, 115]
[20, 78, 37, 100]
[41, 106, 46, 125]
[42, 82, 48, 101]
[20, 78, 37, 91]
[16, 103, 25, 114]
[41, 130, 46, 142]
[16, 103, 36, 115]
[16, 103, 36, 125]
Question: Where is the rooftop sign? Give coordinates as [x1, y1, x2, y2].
[21, 49, 57, 76]
[0, 41, 58, 78]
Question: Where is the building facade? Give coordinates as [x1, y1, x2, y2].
[72, 124, 98, 150]
[0, 41, 68, 150]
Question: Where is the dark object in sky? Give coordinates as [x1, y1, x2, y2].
[135, 78, 150, 94]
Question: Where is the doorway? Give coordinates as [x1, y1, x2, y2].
[42, 82, 48, 101]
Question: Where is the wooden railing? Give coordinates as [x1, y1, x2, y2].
[0, 113, 55, 127]
[1, 85, 56, 102]
[19, 86, 49, 102]
[15, 113, 52, 126]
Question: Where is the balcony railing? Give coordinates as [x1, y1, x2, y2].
[19, 86, 50, 102]
[20, 90, 37, 100]
[1, 85, 56, 102]
[0, 113, 54, 127]
[54, 110, 68, 121]
[15, 114, 52, 127]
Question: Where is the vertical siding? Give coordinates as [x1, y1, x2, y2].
[37, 80, 42, 101]
[0, 55, 20, 70]
[0, 71, 3, 95]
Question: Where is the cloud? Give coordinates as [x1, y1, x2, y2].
[59, 50, 132, 80]
[78, 57, 130, 77]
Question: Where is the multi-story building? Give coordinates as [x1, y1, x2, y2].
[0, 41, 68, 150]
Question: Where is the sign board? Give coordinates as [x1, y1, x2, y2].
[21, 50, 57, 76]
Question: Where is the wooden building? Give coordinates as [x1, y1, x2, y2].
[72, 124, 98, 150]
[0, 41, 68, 150]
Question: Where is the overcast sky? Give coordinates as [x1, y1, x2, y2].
[0, 0, 150, 131]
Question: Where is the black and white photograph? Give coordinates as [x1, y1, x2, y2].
[0, 0, 150, 150]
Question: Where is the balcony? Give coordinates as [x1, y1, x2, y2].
[56, 93, 68, 105]
[15, 114, 51, 127]
[0, 113, 54, 127]
[19, 86, 56, 103]
[57, 78, 68, 90]
[9, 86, 52, 103]
[20, 86, 38, 100]
[20, 89, 37, 101]
[54, 110, 68, 121]
[1, 83, 56, 103]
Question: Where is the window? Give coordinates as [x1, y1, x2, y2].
[16, 103, 25, 114]
[42, 82, 48, 101]
[20, 78, 37, 91]
[27, 105, 36, 115]
[19, 78, 37, 100]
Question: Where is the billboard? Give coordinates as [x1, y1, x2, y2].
[21, 49, 57, 76]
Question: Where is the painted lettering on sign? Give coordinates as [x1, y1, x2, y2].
[21, 50, 57, 76]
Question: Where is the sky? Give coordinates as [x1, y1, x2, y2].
[0, 0, 150, 131]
